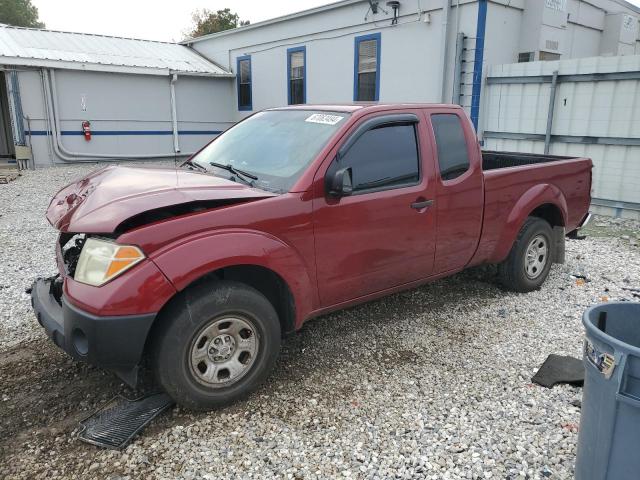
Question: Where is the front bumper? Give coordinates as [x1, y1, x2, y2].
[31, 276, 156, 387]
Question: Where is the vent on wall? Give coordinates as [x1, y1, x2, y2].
[545, 39, 559, 51]
[539, 51, 561, 61]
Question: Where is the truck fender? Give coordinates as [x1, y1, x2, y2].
[150, 230, 316, 328]
[490, 183, 568, 264]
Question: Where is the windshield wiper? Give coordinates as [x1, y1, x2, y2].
[209, 162, 258, 185]
[182, 159, 208, 172]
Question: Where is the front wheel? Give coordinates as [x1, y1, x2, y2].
[498, 217, 554, 293]
[152, 280, 281, 411]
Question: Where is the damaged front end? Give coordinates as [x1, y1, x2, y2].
[30, 232, 161, 388]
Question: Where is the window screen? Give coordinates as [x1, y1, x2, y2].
[518, 52, 534, 63]
[336, 123, 419, 191]
[288, 49, 305, 105]
[355, 36, 379, 101]
[431, 114, 470, 181]
[237, 57, 252, 110]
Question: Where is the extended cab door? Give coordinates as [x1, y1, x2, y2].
[312, 111, 437, 307]
[425, 109, 483, 274]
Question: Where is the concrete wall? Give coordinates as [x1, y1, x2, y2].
[13, 68, 235, 167]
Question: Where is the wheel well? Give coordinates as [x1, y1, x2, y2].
[202, 265, 296, 335]
[529, 203, 564, 227]
[140, 264, 295, 380]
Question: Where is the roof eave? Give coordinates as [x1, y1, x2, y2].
[181, 0, 365, 45]
[0, 56, 234, 77]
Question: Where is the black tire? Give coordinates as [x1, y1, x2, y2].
[498, 217, 554, 293]
[152, 280, 281, 411]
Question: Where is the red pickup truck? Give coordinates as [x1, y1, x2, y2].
[31, 104, 592, 410]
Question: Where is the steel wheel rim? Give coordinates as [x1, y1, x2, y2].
[189, 315, 260, 388]
[524, 234, 548, 280]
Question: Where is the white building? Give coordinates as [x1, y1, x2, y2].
[0, 25, 235, 167]
[184, 0, 640, 129]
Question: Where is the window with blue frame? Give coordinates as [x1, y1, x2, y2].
[353, 33, 380, 102]
[237, 55, 252, 110]
[287, 46, 306, 105]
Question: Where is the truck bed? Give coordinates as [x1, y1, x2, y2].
[482, 150, 575, 171]
[470, 152, 593, 266]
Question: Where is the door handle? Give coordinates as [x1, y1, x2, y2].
[410, 199, 434, 210]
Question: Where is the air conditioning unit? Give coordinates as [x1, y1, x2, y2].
[518, 0, 566, 60]
[600, 13, 639, 56]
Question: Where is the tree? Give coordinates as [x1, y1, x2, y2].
[185, 8, 249, 39]
[0, 0, 45, 28]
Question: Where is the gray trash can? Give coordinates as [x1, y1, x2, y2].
[575, 302, 640, 480]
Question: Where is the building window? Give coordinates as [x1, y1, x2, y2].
[354, 33, 381, 102]
[431, 114, 470, 181]
[287, 46, 306, 105]
[237, 55, 252, 111]
[518, 52, 534, 63]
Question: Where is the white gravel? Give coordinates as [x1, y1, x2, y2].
[1, 163, 639, 479]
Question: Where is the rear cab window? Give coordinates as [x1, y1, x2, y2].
[431, 114, 470, 181]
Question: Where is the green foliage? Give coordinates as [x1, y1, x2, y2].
[0, 0, 45, 28]
[185, 8, 249, 39]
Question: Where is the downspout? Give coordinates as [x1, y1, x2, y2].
[544, 70, 559, 155]
[39, 68, 56, 167]
[42, 69, 107, 162]
[170, 73, 180, 154]
[454, 0, 461, 38]
[439, 0, 452, 102]
[45, 69, 194, 161]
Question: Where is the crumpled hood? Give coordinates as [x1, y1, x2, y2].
[47, 165, 277, 233]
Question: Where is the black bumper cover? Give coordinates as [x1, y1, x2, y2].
[30, 277, 156, 387]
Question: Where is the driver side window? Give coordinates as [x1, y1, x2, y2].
[331, 123, 420, 192]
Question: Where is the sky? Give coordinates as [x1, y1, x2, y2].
[31, 0, 336, 42]
[29, 0, 640, 43]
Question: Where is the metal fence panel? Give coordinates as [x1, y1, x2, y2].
[483, 55, 640, 215]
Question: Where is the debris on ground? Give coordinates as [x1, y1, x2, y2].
[532, 354, 584, 389]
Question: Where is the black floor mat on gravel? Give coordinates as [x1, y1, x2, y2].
[532, 354, 585, 388]
[78, 392, 174, 449]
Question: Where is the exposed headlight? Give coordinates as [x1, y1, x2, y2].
[74, 238, 145, 286]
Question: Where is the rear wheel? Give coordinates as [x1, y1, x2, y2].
[498, 217, 554, 292]
[152, 280, 281, 411]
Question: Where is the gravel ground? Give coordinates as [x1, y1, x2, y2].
[1, 163, 639, 479]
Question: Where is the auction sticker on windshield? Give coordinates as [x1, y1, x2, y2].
[305, 113, 344, 125]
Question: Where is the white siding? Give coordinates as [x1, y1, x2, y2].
[16, 69, 234, 167]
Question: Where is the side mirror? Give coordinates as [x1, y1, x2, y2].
[327, 167, 353, 197]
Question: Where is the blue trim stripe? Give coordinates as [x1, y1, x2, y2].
[353, 33, 381, 102]
[470, 0, 487, 131]
[287, 46, 307, 105]
[236, 55, 252, 111]
[25, 130, 222, 136]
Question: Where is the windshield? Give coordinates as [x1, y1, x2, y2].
[190, 110, 348, 192]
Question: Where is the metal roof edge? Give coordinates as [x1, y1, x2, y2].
[612, 0, 640, 15]
[0, 56, 235, 77]
[181, 0, 365, 44]
[0, 23, 180, 45]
